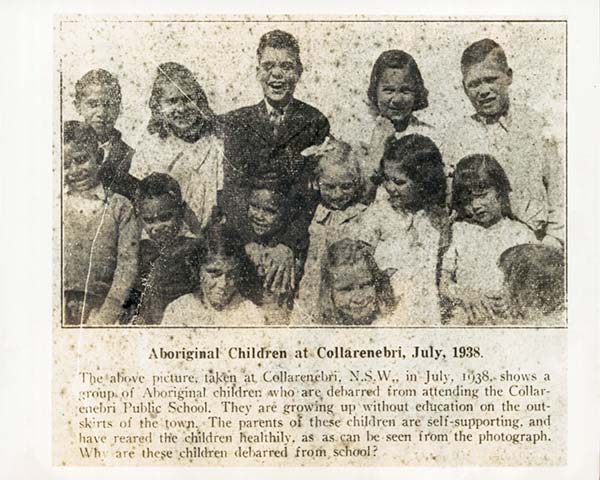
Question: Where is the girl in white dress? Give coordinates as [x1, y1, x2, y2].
[162, 223, 265, 326]
[361, 134, 449, 325]
[363, 50, 439, 200]
[131, 62, 224, 234]
[317, 239, 395, 325]
[440, 154, 538, 325]
[293, 138, 368, 323]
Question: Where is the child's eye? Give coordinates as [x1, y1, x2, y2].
[280, 62, 295, 71]
[205, 269, 223, 277]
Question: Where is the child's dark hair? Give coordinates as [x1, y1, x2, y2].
[373, 134, 446, 211]
[367, 50, 429, 114]
[63, 120, 102, 163]
[498, 244, 565, 317]
[74, 69, 122, 105]
[257, 30, 303, 74]
[461, 39, 509, 74]
[451, 154, 512, 220]
[134, 173, 184, 213]
[319, 238, 395, 325]
[248, 177, 293, 209]
[147, 62, 216, 139]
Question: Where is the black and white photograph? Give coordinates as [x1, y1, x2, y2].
[58, 18, 566, 327]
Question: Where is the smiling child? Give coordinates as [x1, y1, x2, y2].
[440, 154, 538, 325]
[63, 121, 140, 325]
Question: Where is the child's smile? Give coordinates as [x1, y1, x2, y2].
[247, 189, 286, 238]
[376, 67, 417, 124]
[201, 256, 238, 310]
[467, 187, 503, 227]
[139, 195, 182, 247]
[64, 143, 101, 191]
[318, 164, 359, 211]
[257, 47, 300, 107]
[331, 262, 377, 323]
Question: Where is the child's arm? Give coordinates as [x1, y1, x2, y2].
[93, 199, 141, 325]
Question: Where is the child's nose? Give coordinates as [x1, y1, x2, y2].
[472, 200, 485, 212]
[271, 66, 284, 78]
[390, 93, 405, 104]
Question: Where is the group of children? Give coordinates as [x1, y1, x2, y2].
[62, 32, 565, 327]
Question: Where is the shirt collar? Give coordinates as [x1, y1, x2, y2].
[408, 115, 433, 128]
[65, 182, 107, 201]
[472, 108, 513, 132]
[264, 98, 291, 117]
[98, 128, 122, 150]
[314, 202, 368, 225]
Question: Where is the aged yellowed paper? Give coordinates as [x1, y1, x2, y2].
[53, 15, 568, 468]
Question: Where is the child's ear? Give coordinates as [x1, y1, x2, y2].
[506, 68, 513, 85]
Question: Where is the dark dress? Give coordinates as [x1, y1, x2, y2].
[122, 236, 199, 325]
[97, 129, 139, 201]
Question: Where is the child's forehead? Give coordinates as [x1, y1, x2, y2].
[320, 162, 356, 180]
[379, 66, 414, 84]
[383, 159, 408, 174]
[463, 51, 508, 77]
[64, 140, 96, 155]
[259, 46, 297, 62]
[140, 193, 180, 211]
[250, 188, 285, 205]
[332, 261, 373, 287]
[79, 82, 115, 98]
[204, 254, 238, 271]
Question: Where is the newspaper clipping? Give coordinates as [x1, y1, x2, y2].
[53, 16, 567, 466]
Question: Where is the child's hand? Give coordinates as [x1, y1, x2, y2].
[244, 242, 265, 273]
[483, 294, 510, 317]
[262, 244, 295, 295]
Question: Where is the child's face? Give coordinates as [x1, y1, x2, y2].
[462, 52, 512, 119]
[257, 47, 301, 106]
[465, 187, 503, 227]
[201, 254, 238, 310]
[138, 194, 182, 247]
[318, 163, 360, 211]
[383, 162, 419, 211]
[64, 142, 102, 191]
[248, 189, 286, 238]
[331, 260, 378, 323]
[376, 67, 417, 123]
[158, 81, 203, 133]
[76, 84, 120, 139]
